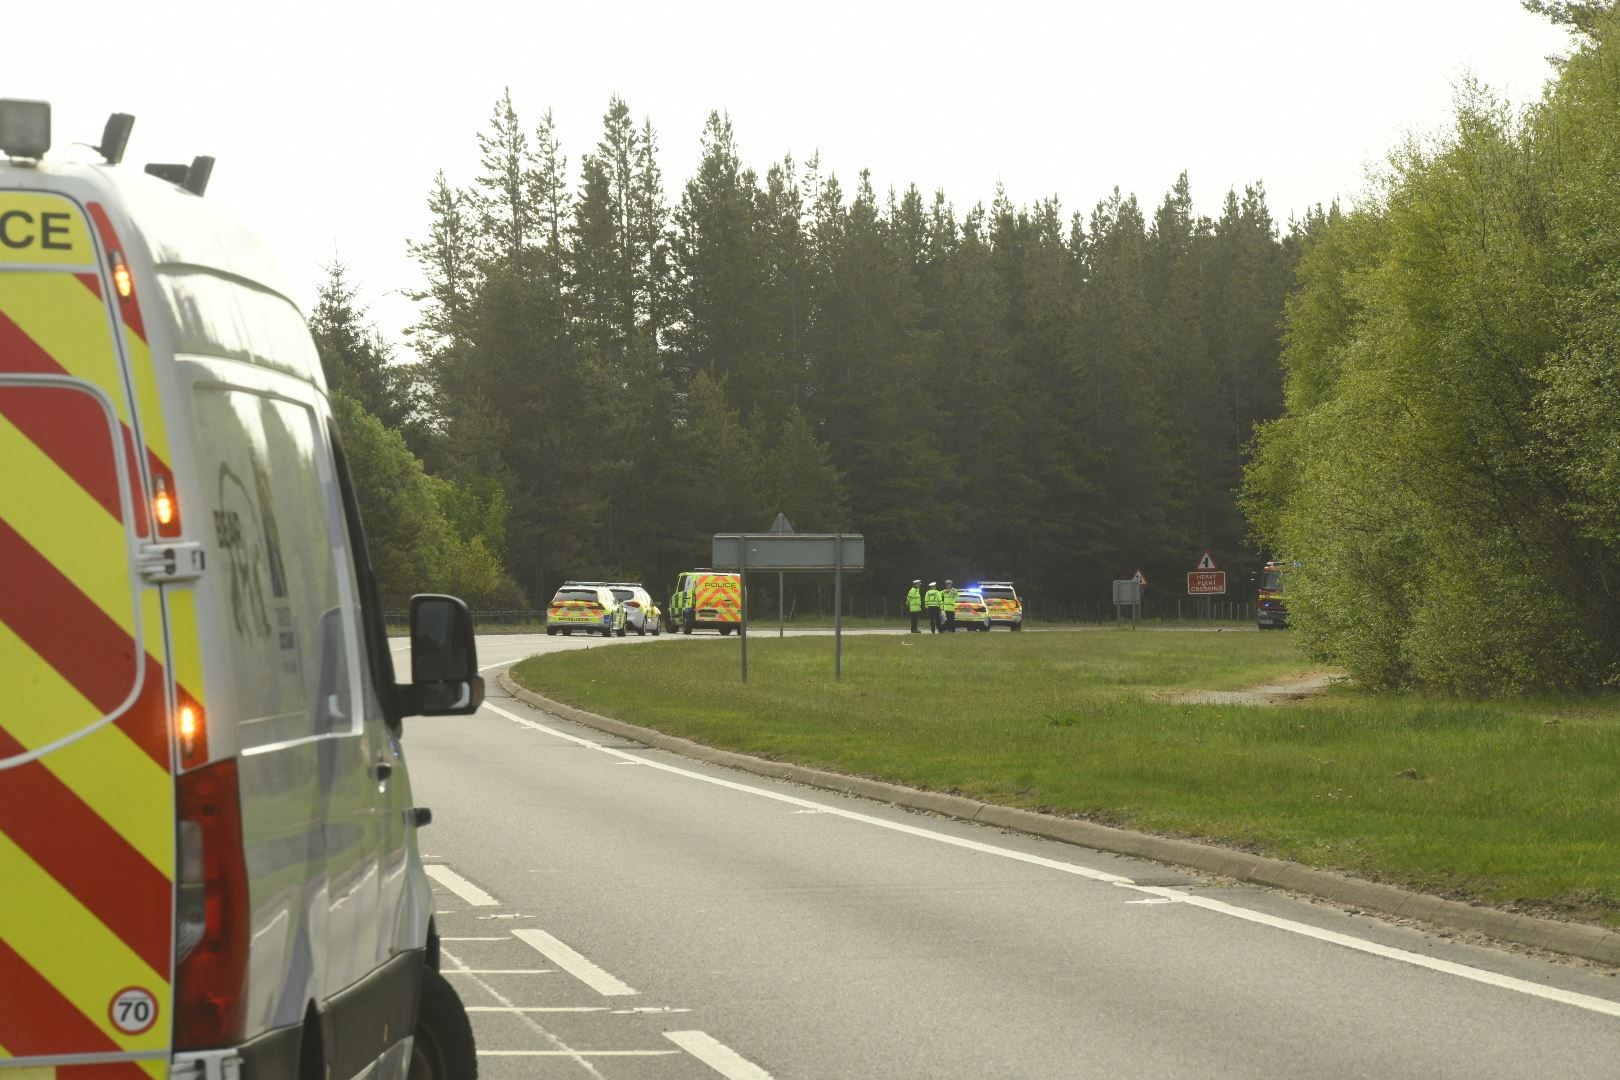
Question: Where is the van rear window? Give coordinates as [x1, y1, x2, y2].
[158, 270, 323, 384]
[982, 587, 1016, 600]
[554, 589, 600, 603]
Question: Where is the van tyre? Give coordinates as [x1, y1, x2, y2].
[409, 967, 478, 1080]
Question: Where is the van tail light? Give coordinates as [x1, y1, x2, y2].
[175, 757, 248, 1049]
[176, 699, 207, 770]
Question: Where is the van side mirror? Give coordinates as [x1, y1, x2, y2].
[407, 594, 483, 716]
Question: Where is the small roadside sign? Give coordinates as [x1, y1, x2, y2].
[1196, 550, 1218, 571]
[1131, 569, 1148, 586]
[1187, 570, 1227, 595]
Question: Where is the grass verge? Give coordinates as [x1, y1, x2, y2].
[510, 630, 1620, 928]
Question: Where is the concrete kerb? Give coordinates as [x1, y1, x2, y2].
[495, 673, 1620, 967]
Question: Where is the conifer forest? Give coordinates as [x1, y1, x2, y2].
[316, 4, 1620, 694]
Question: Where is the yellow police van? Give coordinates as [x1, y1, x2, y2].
[0, 102, 481, 1079]
[669, 570, 743, 634]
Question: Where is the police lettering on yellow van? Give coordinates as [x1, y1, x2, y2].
[0, 101, 481, 1079]
[670, 569, 743, 634]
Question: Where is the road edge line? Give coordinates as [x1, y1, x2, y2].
[495, 673, 1620, 968]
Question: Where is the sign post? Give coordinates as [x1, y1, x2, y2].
[1112, 578, 1142, 624]
[713, 532, 866, 682]
[833, 534, 844, 680]
[738, 538, 748, 684]
[769, 512, 794, 639]
[1186, 551, 1226, 617]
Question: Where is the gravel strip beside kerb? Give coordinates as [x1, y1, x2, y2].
[496, 673, 1620, 967]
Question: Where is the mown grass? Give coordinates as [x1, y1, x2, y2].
[509, 631, 1620, 927]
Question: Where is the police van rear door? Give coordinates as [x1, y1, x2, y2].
[0, 182, 177, 1073]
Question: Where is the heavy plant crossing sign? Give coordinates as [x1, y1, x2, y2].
[1187, 550, 1226, 595]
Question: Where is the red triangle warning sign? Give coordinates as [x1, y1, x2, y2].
[1196, 551, 1218, 571]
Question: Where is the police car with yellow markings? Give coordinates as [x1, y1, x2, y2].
[980, 580, 1025, 630]
[952, 588, 992, 631]
[545, 583, 627, 637]
[0, 101, 479, 1080]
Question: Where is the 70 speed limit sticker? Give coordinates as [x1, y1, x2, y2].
[109, 987, 159, 1035]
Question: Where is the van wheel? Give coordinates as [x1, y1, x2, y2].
[546, 628, 557, 637]
[409, 967, 478, 1080]
[681, 625, 692, 635]
[561, 629, 572, 637]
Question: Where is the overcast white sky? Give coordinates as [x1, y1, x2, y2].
[9, 1, 1575, 354]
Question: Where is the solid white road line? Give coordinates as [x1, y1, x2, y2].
[512, 928, 639, 996]
[1131, 885, 1620, 1020]
[665, 1030, 776, 1080]
[483, 701, 1132, 885]
[440, 936, 507, 941]
[484, 700, 1620, 1020]
[478, 1050, 680, 1057]
[424, 864, 499, 907]
[441, 969, 553, 975]
[465, 1006, 610, 1013]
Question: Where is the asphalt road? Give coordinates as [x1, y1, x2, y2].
[390, 632, 1620, 1079]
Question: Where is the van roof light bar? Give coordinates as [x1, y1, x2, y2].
[0, 99, 51, 160]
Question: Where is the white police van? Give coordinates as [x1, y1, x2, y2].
[0, 100, 479, 1079]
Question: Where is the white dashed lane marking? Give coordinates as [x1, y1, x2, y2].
[429, 854, 778, 1073]
[424, 864, 499, 906]
[665, 1030, 776, 1079]
[512, 927, 639, 997]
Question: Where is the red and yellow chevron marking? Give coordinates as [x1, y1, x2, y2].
[85, 203, 175, 500]
[548, 599, 607, 623]
[1, 193, 188, 1070]
[692, 575, 742, 622]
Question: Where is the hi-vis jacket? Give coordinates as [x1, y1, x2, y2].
[906, 587, 922, 612]
[924, 587, 942, 608]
